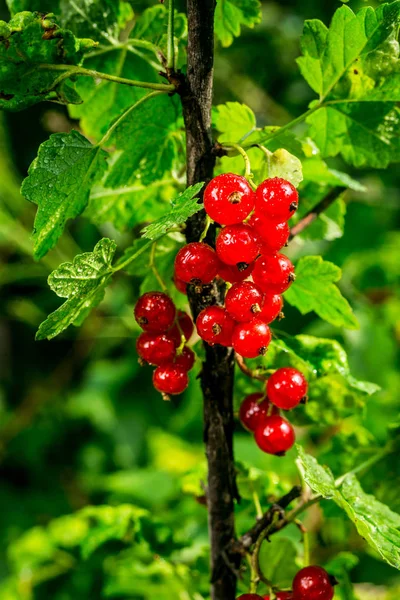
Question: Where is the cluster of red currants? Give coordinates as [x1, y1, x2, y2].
[237, 565, 335, 600]
[134, 292, 195, 397]
[240, 367, 307, 455]
[174, 174, 297, 357]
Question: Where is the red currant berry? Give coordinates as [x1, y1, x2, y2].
[237, 595, 264, 600]
[254, 415, 295, 455]
[267, 367, 308, 410]
[239, 394, 278, 432]
[136, 332, 176, 366]
[216, 224, 260, 267]
[252, 253, 295, 294]
[259, 293, 283, 324]
[226, 281, 264, 322]
[196, 306, 235, 347]
[168, 311, 194, 346]
[134, 292, 176, 333]
[292, 566, 334, 600]
[153, 364, 189, 396]
[174, 242, 219, 285]
[204, 173, 255, 225]
[217, 260, 254, 284]
[173, 274, 187, 294]
[174, 346, 195, 371]
[232, 319, 271, 358]
[255, 177, 298, 221]
[249, 213, 290, 253]
[264, 593, 293, 600]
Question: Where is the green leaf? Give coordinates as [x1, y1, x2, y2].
[0, 11, 96, 111]
[213, 102, 256, 142]
[215, 0, 262, 47]
[301, 157, 366, 192]
[59, 0, 133, 43]
[141, 183, 205, 240]
[259, 537, 300, 589]
[285, 256, 359, 329]
[21, 131, 107, 259]
[255, 148, 303, 188]
[36, 238, 116, 340]
[297, 445, 336, 497]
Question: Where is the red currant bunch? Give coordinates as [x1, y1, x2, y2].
[292, 566, 335, 600]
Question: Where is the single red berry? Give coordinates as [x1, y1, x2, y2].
[267, 367, 308, 410]
[292, 566, 334, 600]
[264, 593, 293, 600]
[226, 281, 264, 322]
[232, 319, 271, 358]
[249, 213, 290, 253]
[174, 346, 195, 371]
[134, 292, 176, 333]
[239, 394, 278, 432]
[254, 415, 295, 455]
[259, 293, 283, 324]
[196, 306, 235, 347]
[252, 253, 295, 294]
[153, 364, 189, 396]
[217, 260, 254, 284]
[136, 332, 176, 366]
[237, 595, 264, 600]
[173, 274, 187, 294]
[168, 311, 194, 346]
[255, 177, 298, 221]
[216, 224, 261, 267]
[204, 173, 255, 225]
[174, 242, 219, 285]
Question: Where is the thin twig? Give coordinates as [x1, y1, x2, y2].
[235, 353, 268, 382]
[290, 186, 345, 239]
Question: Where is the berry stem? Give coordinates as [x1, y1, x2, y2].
[149, 242, 169, 292]
[235, 353, 268, 382]
[226, 143, 256, 190]
[167, 0, 175, 69]
[303, 529, 310, 567]
[199, 214, 213, 242]
[253, 490, 264, 520]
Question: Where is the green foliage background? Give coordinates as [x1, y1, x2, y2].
[0, 0, 399, 598]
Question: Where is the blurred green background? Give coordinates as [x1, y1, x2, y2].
[0, 0, 399, 598]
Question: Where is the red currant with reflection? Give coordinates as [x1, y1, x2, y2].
[196, 306, 235, 347]
[173, 273, 187, 295]
[174, 242, 219, 285]
[174, 346, 195, 371]
[292, 566, 334, 600]
[267, 367, 308, 410]
[226, 281, 264, 322]
[255, 177, 298, 221]
[136, 332, 176, 366]
[217, 260, 254, 283]
[252, 253, 295, 294]
[134, 291, 176, 333]
[249, 213, 290, 253]
[216, 224, 260, 267]
[258, 292, 283, 324]
[153, 364, 189, 396]
[168, 311, 194, 346]
[204, 173, 255, 225]
[232, 319, 271, 359]
[239, 393, 278, 432]
[254, 415, 295, 455]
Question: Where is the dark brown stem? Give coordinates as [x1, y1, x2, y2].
[235, 353, 267, 382]
[290, 186, 345, 239]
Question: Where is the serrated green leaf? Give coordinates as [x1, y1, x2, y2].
[259, 537, 300, 589]
[256, 148, 303, 188]
[297, 445, 336, 497]
[301, 157, 365, 192]
[59, 0, 133, 43]
[215, 0, 262, 47]
[36, 238, 116, 340]
[285, 256, 359, 329]
[141, 183, 205, 240]
[21, 131, 108, 259]
[213, 102, 256, 142]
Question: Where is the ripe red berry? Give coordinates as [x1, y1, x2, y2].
[204, 173, 255, 225]
[168, 311, 194, 346]
[174, 242, 219, 285]
[237, 595, 264, 600]
[264, 593, 293, 600]
[252, 253, 295, 294]
[232, 319, 271, 358]
[153, 364, 189, 396]
[249, 213, 290, 253]
[255, 177, 298, 221]
[267, 367, 308, 410]
[217, 260, 254, 284]
[136, 332, 176, 366]
[134, 292, 176, 333]
[254, 415, 295, 455]
[196, 306, 235, 347]
[226, 281, 264, 322]
[173, 274, 187, 294]
[239, 393, 278, 432]
[292, 566, 334, 600]
[174, 346, 195, 371]
[216, 224, 260, 267]
[258, 293, 283, 324]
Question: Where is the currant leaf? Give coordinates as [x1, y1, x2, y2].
[215, 0, 262, 48]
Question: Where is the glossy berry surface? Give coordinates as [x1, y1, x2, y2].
[173, 274, 187, 294]
[174, 346, 195, 371]
[136, 332, 176, 366]
[232, 319, 271, 358]
[153, 364, 189, 396]
[255, 177, 298, 221]
[134, 292, 176, 333]
[292, 566, 334, 600]
[226, 281, 264, 322]
[267, 367, 308, 410]
[239, 393, 278, 432]
[249, 214, 290, 253]
[254, 415, 295, 455]
[168, 311, 194, 346]
[216, 224, 260, 267]
[204, 173, 255, 225]
[217, 260, 254, 283]
[258, 293, 283, 324]
[174, 242, 219, 285]
[264, 593, 293, 600]
[196, 306, 235, 347]
[252, 253, 295, 294]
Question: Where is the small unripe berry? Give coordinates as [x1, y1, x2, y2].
[134, 292, 176, 333]
[204, 173, 255, 225]
[259, 293, 283, 324]
[174, 242, 219, 285]
[217, 260, 254, 283]
[252, 253, 295, 294]
[232, 319, 271, 358]
[196, 306, 235, 347]
[225, 281, 264, 322]
[174, 346, 195, 371]
[255, 177, 298, 221]
[153, 364, 189, 396]
[254, 415, 295, 455]
[249, 213, 290, 253]
[239, 393, 278, 432]
[267, 367, 308, 410]
[136, 332, 176, 366]
[216, 224, 260, 267]
[292, 566, 334, 600]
